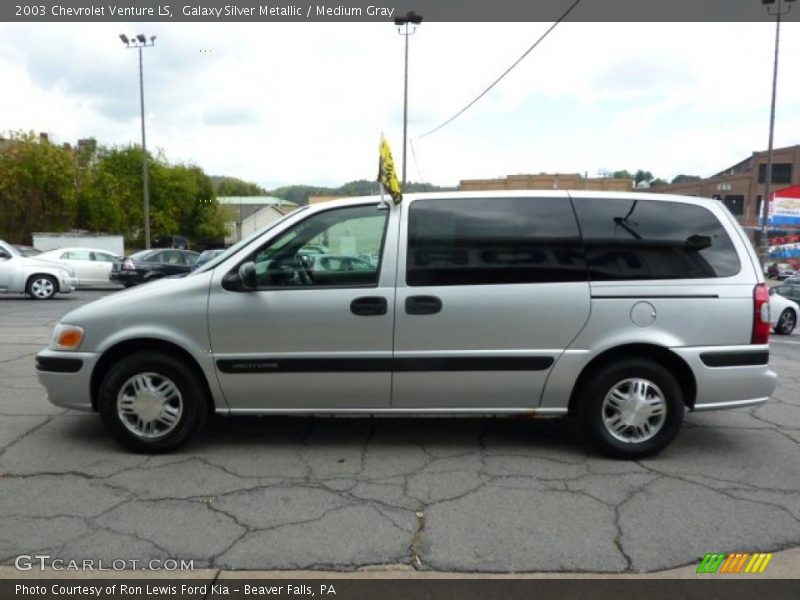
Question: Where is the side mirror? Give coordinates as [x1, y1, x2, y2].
[0, 250, 10, 260]
[238, 261, 257, 291]
[769, 288, 775, 296]
[222, 261, 257, 292]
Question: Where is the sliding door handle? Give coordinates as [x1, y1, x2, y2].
[350, 296, 388, 316]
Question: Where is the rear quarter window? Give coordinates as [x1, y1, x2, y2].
[572, 197, 741, 280]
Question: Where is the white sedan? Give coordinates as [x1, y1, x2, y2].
[37, 247, 123, 288]
[0, 240, 77, 300]
[769, 288, 799, 335]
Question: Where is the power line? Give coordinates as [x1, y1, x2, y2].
[414, 0, 581, 140]
[409, 138, 431, 192]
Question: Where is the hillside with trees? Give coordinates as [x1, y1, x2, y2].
[0, 132, 229, 247]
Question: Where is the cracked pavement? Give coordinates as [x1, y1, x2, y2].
[1, 291, 799, 573]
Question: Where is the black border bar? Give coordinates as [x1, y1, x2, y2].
[700, 350, 769, 367]
[3, 578, 800, 600]
[3, 1, 799, 22]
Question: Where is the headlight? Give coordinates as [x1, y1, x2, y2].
[51, 324, 85, 351]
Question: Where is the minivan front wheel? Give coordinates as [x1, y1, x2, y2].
[99, 352, 209, 453]
[579, 359, 684, 459]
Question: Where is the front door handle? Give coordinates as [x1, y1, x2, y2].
[405, 295, 443, 315]
[350, 296, 388, 316]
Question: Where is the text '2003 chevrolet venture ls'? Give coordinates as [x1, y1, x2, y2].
[36, 191, 776, 458]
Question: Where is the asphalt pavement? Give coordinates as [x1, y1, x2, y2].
[1, 290, 799, 574]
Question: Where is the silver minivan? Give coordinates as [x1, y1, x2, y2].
[36, 192, 777, 458]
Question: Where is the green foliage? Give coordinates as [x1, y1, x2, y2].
[212, 176, 267, 197]
[270, 179, 455, 206]
[0, 132, 79, 243]
[671, 174, 702, 185]
[0, 132, 227, 247]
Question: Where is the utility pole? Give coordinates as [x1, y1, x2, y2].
[120, 33, 156, 249]
[394, 11, 423, 190]
[758, 0, 795, 265]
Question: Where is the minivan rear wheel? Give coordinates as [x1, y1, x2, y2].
[579, 359, 684, 459]
[98, 352, 209, 453]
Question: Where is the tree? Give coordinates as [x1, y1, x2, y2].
[671, 174, 702, 185]
[634, 170, 654, 185]
[213, 176, 267, 197]
[650, 178, 668, 187]
[0, 132, 78, 243]
[612, 170, 633, 180]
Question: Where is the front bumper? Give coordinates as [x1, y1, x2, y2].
[59, 276, 78, 294]
[35, 349, 98, 411]
[672, 344, 776, 411]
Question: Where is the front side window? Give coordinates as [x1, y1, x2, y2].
[406, 197, 586, 286]
[572, 197, 741, 280]
[249, 204, 388, 289]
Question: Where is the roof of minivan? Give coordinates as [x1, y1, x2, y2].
[310, 190, 719, 209]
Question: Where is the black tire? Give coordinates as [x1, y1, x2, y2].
[26, 274, 58, 300]
[578, 358, 684, 459]
[775, 309, 796, 336]
[98, 351, 210, 453]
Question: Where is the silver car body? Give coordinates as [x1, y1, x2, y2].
[37, 192, 776, 416]
[36, 247, 122, 287]
[0, 240, 78, 297]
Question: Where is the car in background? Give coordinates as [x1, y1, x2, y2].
[192, 249, 225, 271]
[303, 254, 374, 273]
[769, 288, 799, 335]
[13, 245, 42, 257]
[0, 240, 77, 300]
[768, 262, 797, 280]
[37, 248, 124, 288]
[110, 248, 199, 287]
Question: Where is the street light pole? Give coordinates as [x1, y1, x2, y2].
[758, 0, 794, 266]
[120, 33, 156, 249]
[394, 11, 422, 190]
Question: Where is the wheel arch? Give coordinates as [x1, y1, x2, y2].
[26, 272, 60, 293]
[90, 338, 213, 412]
[567, 343, 697, 414]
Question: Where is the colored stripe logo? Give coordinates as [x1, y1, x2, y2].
[697, 552, 773, 574]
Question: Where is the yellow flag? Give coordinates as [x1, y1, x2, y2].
[377, 135, 402, 205]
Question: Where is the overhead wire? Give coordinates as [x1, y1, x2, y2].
[414, 0, 582, 141]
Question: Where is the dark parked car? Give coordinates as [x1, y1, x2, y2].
[110, 248, 199, 287]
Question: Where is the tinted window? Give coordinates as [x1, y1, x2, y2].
[572, 197, 741, 280]
[407, 197, 585, 286]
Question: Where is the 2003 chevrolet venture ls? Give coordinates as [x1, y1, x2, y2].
[36, 191, 776, 458]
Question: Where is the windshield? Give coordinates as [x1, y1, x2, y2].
[0, 241, 21, 257]
[130, 250, 154, 260]
[192, 205, 310, 274]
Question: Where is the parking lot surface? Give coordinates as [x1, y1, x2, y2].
[1, 290, 799, 573]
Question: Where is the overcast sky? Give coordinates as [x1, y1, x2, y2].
[1, 21, 799, 189]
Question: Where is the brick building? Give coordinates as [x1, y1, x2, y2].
[459, 173, 634, 193]
[648, 144, 800, 229]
